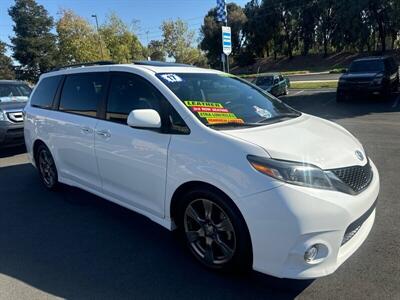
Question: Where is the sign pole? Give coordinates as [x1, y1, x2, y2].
[225, 20, 229, 73]
[221, 26, 231, 73]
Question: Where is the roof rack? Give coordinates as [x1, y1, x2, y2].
[51, 61, 116, 72]
[133, 60, 194, 67]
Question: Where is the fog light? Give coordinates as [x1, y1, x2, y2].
[304, 245, 319, 262]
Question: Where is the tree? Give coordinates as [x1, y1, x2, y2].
[9, 0, 57, 81]
[147, 40, 165, 61]
[99, 13, 144, 63]
[56, 9, 109, 64]
[161, 19, 195, 60]
[0, 41, 15, 80]
[316, 0, 338, 56]
[161, 19, 207, 66]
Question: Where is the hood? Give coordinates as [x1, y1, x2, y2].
[0, 100, 27, 111]
[341, 72, 379, 80]
[222, 114, 366, 170]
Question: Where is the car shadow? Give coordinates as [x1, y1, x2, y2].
[282, 90, 400, 120]
[0, 163, 313, 299]
[0, 144, 26, 159]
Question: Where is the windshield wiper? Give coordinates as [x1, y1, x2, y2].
[256, 112, 301, 124]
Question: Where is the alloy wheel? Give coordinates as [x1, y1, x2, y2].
[38, 149, 56, 187]
[184, 198, 236, 266]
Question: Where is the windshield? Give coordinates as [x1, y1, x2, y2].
[349, 60, 384, 73]
[255, 76, 273, 86]
[156, 73, 299, 128]
[0, 83, 32, 102]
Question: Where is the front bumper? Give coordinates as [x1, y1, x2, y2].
[237, 159, 379, 279]
[337, 83, 385, 95]
[0, 122, 25, 146]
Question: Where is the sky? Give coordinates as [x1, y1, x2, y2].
[0, 0, 248, 54]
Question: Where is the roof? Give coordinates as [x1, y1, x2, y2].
[353, 56, 391, 62]
[45, 61, 220, 76]
[0, 80, 28, 84]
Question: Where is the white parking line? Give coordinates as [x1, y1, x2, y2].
[291, 90, 304, 96]
[392, 94, 400, 108]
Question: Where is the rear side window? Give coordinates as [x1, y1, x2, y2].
[106, 73, 162, 123]
[30, 76, 62, 108]
[59, 72, 108, 117]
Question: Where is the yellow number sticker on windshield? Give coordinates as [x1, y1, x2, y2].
[184, 101, 223, 108]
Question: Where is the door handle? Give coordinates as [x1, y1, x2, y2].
[81, 126, 93, 134]
[96, 129, 111, 138]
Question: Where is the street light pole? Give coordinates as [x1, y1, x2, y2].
[91, 14, 104, 60]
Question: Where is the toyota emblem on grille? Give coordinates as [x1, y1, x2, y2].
[355, 150, 364, 161]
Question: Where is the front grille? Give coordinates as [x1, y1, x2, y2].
[330, 161, 373, 194]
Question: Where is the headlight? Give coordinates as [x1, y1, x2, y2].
[372, 72, 384, 85]
[247, 155, 353, 193]
[372, 77, 383, 85]
[0, 110, 6, 121]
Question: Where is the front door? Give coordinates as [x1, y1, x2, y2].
[94, 72, 171, 217]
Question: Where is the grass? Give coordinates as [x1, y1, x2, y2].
[239, 70, 310, 78]
[238, 68, 345, 78]
[290, 81, 338, 89]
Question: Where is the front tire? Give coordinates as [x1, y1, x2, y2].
[36, 144, 59, 190]
[177, 189, 252, 273]
[284, 85, 289, 95]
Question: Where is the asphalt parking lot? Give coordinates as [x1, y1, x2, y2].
[0, 90, 399, 299]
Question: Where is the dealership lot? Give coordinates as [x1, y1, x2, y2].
[0, 90, 399, 299]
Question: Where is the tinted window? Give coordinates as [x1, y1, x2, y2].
[30, 76, 61, 108]
[255, 76, 273, 86]
[59, 72, 108, 117]
[106, 73, 162, 123]
[349, 60, 384, 73]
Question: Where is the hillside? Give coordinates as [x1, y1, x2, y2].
[231, 50, 400, 75]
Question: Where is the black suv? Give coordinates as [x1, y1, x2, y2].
[337, 56, 399, 101]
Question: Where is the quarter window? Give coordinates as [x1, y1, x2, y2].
[106, 73, 162, 124]
[59, 72, 108, 117]
[30, 76, 61, 108]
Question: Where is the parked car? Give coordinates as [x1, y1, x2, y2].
[337, 56, 399, 101]
[254, 73, 290, 96]
[24, 61, 379, 279]
[0, 80, 32, 147]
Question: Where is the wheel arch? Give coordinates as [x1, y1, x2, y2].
[169, 180, 254, 266]
[170, 181, 251, 234]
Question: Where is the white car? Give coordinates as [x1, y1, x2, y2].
[24, 61, 379, 279]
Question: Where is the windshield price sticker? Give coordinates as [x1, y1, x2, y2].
[184, 101, 223, 108]
[191, 106, 229, 113]
[198, 112, 237, 119]
[184, 100, 244, 124]
[207, 118, 244, 124]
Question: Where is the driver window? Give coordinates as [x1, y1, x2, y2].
[106, 73, 162, 124]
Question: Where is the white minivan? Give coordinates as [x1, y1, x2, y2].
[24, 61, 379, 279]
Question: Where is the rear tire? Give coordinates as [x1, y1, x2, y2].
[177, 188, 252, 273]
[36, 144, 59, 190]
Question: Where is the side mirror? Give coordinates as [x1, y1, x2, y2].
[127, 109, 161, 129]
[274, 79, 279, 85]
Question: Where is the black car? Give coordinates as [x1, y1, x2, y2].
[254, 74, 290, 97]
[337, 56, 399, 101]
